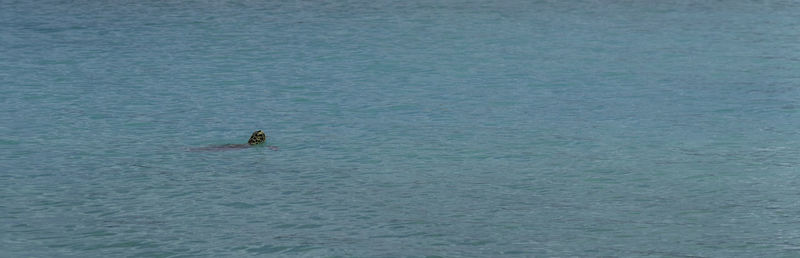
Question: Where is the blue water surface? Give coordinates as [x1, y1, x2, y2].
[2, 0, 800, 256]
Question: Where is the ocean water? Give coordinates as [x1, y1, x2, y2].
[1, 0, 799, 256]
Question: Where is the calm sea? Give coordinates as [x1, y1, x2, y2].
[2, 0, 799, 256]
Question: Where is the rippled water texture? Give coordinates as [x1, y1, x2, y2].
[2, 0, 800, 256]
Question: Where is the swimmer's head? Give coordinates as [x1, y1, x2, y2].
[248, 130, 266, 145]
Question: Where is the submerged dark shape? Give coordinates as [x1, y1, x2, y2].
[190, 130, 278, 151]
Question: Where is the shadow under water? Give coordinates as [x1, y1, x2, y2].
[189, 144, 279, 152]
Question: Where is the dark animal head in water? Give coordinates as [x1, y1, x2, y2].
[248, 130, 266, 145]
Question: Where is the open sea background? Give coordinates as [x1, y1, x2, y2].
[2, 0, 799, 256]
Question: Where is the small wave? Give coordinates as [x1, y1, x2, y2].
[0, 139, 21, 145]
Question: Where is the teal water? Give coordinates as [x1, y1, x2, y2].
[2, 0, 799, 256]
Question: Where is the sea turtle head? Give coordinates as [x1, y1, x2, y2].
[248, 130, 266, 145]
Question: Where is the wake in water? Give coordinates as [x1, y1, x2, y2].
[189, 130, 279, 151]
